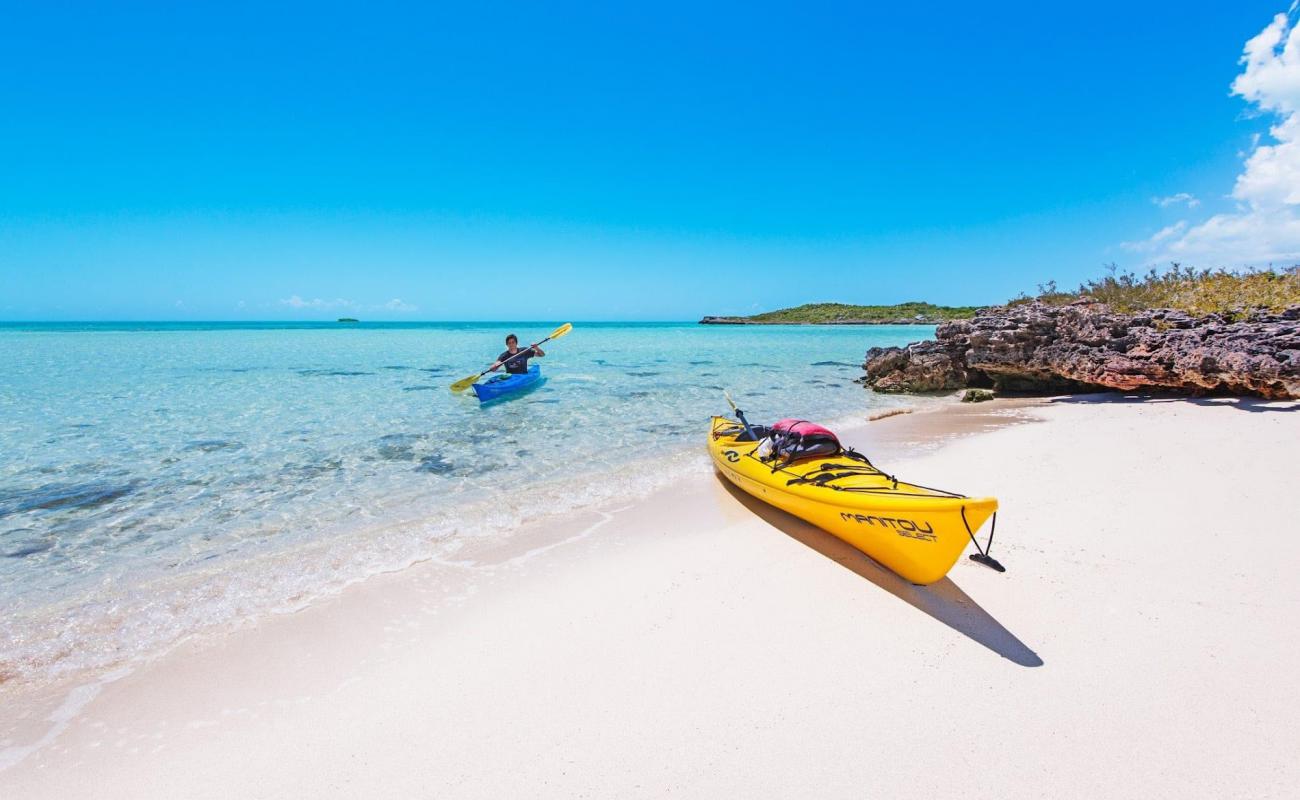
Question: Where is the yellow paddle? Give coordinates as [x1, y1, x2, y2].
[450, 323, 573, 393]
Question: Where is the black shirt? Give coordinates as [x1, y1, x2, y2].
[497, 347, 535, 374]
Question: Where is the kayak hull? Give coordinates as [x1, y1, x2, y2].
[708, 416, 996, 585]
[472, 365, 543, 403]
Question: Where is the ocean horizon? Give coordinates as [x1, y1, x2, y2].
[1, 321, 700, 331]
[0, 319, 945, 330]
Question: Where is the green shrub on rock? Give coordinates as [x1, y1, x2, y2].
[1020, 264, 1299, 317]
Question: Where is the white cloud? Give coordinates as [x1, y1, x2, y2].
[1123, 221, 1187, 252]
[280, 295, 356, 310]
[1134, 9, 1300, 266]
[1152, 192, 1200, 208]
[277, 295, 419, 314]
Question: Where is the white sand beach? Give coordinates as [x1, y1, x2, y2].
[3, 395, 1298, 798]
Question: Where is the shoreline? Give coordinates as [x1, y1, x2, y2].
[0, 389, 944, 695]
[1, 319, 924, 693]
[0, 398, 1030, 749]
[4, 394, 1299, 797]
[0, 393, 992, 699]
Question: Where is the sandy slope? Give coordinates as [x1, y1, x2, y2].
[3, 395, 1298, 798]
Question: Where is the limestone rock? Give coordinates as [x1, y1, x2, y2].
[861, 301, 1299, 400]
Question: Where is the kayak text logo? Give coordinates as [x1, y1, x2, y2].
[839, 513, 937, 543]
[722, 450, 740, 463]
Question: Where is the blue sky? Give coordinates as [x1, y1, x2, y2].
[2, 1, 1298, 320]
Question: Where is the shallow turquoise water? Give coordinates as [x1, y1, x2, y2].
[0, 321, 929, 684]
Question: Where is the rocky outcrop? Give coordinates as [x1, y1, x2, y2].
[862, 339, 979, 392]
[861, 300, 1300, 400]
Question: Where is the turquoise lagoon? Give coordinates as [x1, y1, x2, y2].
[0, 321, 932, 685]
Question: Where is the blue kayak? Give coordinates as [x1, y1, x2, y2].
[471, 365, 543, 403]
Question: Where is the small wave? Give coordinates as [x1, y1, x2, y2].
[811, 360, 859, 367]
[2, 528, 52, 558]
[279, 459, 343, 479]
[298, 370, 374, 377]
[184, 440, 244, 453]
[638, 423, 693, 435]
[627, 371, 662, 377]
[198, 366, 265, 373]
[402, 385, 439, 392]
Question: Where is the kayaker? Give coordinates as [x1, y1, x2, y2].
[491, 334, 545, 375]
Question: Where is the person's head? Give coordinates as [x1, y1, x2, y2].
[505, 334, 518, 351]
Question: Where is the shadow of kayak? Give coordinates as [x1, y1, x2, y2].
[715, 473, 1043, 667]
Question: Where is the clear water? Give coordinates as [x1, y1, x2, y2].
[0, 321, 929, 686]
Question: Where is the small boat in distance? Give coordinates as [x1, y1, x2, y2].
[337, 317, 359, 323]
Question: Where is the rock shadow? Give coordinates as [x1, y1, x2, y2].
[1049, 392, 1298, 413]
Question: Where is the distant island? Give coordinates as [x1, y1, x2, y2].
[699, 302, 982, 325]
[337, 317, 359, 323]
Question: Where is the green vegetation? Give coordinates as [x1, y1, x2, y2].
[709, 302, 981, 324]
[1013, 264, 1300, 317]
[707, 266, 1299, 326]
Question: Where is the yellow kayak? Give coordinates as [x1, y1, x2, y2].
[708, 416, 1000, 585]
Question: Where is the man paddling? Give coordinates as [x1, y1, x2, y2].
[490, 334, 545, 375]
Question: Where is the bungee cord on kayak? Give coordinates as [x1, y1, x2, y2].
[710, 392, 1005, 585]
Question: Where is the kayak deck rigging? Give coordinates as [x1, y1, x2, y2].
[709, 415, 1004, 584]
